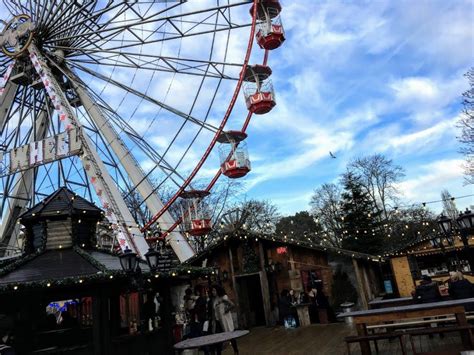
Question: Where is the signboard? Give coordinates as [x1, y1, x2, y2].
[384, 280, 393, 294]
[0, 128, 83, 177]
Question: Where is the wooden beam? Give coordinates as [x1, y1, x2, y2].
[352, 258, 369, 310]
[258, 241, 272, 326]
[229, 247, 240, 311]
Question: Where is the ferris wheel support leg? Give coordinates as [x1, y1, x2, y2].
[0, 82, 18, 131]
[27, 44, 152, 258]
[73, 81, 195, 262]
[0, 108, 49, 256]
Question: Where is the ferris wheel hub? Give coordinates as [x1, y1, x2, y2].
[0, 14, 35, 58]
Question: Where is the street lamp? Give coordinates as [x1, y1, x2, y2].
[437, 214, 453, 235]
[436, 210, 474, 272]
[144, 247, 161, 271]
[457, 209, 474, 230]
[119, 247, 138, 272]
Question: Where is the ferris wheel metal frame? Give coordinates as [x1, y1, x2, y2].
[0, 0, 284, 262]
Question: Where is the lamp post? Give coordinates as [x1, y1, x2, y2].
[119, 247, 138, 273]
[436, 210, 474, 272]
[144, 247, 161, 271]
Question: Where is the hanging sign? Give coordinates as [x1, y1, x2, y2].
[1, 129, 83, 177]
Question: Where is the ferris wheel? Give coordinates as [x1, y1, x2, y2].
[0, 0, 285, 262]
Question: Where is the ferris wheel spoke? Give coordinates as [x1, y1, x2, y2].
[45, 1, 173, 42]
[67, 61, 220, 133]
[87, 95, 188, 186]
[44, 1, 252, 51]
[2, 0, 20, 16]
[57, 48, 240, 79]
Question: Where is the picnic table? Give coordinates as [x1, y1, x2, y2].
[368, 296, 414, 309]
[174, 330, 249, 353]
[339, 298, 474, 355]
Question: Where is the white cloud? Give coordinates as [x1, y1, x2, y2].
[396, 159, 471, 212]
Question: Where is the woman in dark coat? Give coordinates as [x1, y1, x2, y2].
[448, 271, 473, 299]
[448, 271, 474, 311]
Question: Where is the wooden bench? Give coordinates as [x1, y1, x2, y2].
[366, 314, 474, 333]
[406, 325, 474, 355]
[345, 331, 407, 355]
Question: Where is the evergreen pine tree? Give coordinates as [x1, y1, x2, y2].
[340, 172, 384, 255]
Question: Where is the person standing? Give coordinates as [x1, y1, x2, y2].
[212, 285, 239, 355]
[307, 287, 319, 324]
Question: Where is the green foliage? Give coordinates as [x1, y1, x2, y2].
[340, 172, 384, 255]
[242, 241, 260, 273]
[275, 211, 321, 242]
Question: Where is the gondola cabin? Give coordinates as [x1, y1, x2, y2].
[179, 190, 212, 237]
[217, 131, 251, 179]
[251, 0, 285, 50]
[243, 64, 276, 115]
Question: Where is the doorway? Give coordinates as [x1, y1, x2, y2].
[236, 273, 265, 328]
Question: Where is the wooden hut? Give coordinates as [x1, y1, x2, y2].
[188, 234, 385, 328]
[0, 187, 212, 355]
[389, 235, 474, 297]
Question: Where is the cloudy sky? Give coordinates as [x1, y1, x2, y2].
[244, 0, 473, 214]
[1, 0, 472, 218]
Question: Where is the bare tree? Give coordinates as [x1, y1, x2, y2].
[221, 200, 280, 235]
[458, 68, 474, 184]
[309, 183, 343, 247]
[348, 154, 405, 221]
[441, 189, 459, 221]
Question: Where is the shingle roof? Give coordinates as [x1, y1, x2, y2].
[0, 249, 100, 284]
[20, 187, 102, 220]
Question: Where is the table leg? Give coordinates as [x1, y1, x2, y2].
[356, 323, 371, 355]
[455, 311, 473, 349]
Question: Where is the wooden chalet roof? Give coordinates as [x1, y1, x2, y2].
[186, 233, 385, 265]
[0, 245, 209, 293]
[20, 187, 102, 220]
[0, 249, 100, 284]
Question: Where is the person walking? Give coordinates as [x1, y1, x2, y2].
[211, 285, 239, 355]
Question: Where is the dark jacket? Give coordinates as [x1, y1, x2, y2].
[414, 282, 442, 303]
[449, 279, 473, 299]
[193, 296, 209, 323]
[278, 297, 292, 319]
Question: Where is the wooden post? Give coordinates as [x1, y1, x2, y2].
[109, 293, 121, 338]
[352, 258, 369, 310]
[228, 247, 240, 309]
[93, 290, 111, 355]
[258, 241, 272, 326]
[160, 280, 175, 353]
[361, 263, 373, 302]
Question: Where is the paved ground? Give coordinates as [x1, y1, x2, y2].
[220, 323, 468, 355]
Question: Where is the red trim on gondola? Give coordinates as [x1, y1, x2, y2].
[189, 219, 212, 236]
[256, 25, 285, 50]
[246, 92, 276, 114]
[221, 160, 250, 178]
